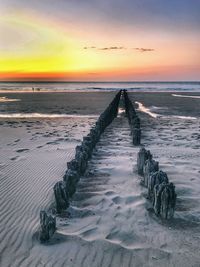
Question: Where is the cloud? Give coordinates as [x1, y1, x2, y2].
[83, 46, 125, 51]
[134, 48, 155, 52]
[98, 46, 125, 50]
[83, 46, 155, 52]
[83, 46, 96, 49]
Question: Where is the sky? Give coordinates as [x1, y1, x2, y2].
[0, 0, 199, 81]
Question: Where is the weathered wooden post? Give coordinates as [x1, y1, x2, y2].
[67, 159, 80, 173]
[153, 182, 176, 219]
[153, 183, 166, 216]
[148, 170, 168, 200]
[75, 146, 88, 174]
[63, 169, 79, 197]
[132, 128, 141, 145]
[123, 90, 142, 146]
[160, 182, 176, 219]
[137, 147, 152, 175]
[39, 211, 56, 242]
[132, 116, 140, 128]
[143, 158, 159, 187]
[54, 181, 69, 213]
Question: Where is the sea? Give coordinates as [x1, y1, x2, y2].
[0, 81, 200, 92]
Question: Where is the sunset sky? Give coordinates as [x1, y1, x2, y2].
[0, 0, 199, 81]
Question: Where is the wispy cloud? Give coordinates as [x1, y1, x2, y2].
[83, 46, 96, 49]
[99, 46, 125, 50]
[83, 46, 125, 51]
[83, 46, 155, 52]
[134, 48, 155, 52]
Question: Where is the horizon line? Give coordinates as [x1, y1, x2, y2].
[0, 80, 199, 83]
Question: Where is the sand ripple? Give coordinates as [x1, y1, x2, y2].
[1, 104, 200, 266]
[0, 118, 92, 267]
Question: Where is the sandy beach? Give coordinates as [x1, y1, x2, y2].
[1, 0, 199, 264]
[0, 91, 200, 267]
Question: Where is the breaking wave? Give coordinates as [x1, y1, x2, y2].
[0, 97, 21, 102]
[135, 101, 197, 120]
[172, 94, 200, 99]
[135, 101, 159, 118]
[0, 113, 98, 119]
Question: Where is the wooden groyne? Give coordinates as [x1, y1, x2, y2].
[39, 90, 122, 242]
[39, 89, 177, 242]
[137, 148, 177, 219]
[122, 90, 177, 219]
[123, 90, 141, 145]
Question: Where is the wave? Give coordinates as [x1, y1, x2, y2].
[0, 97, 21, 102]
[171, 115, 197, 120]
[135, 101, 159, 118]
[0, 113, 98, 119]
[135, 101, 197, 120]
[172, 94, 200, 99]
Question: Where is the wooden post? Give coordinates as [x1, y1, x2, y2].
[160, 182, 176, 219]
[137, 147, 152, 175]
[132, 128, 141, 145]
[63, 169, 79, 197]
[148, 170, 168, 200]
[143, 158, 159, 187]
[39, 211, 56, 242]
[153, 182, 176, 219]
[54, 181, 69, 213]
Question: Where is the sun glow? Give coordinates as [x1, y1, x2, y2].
[0, 13, 110, 75]
[0, 6, 199, 81]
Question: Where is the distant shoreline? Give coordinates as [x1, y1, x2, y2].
[0, 81, 200, 83]
[0, 81, 199, 93]
[1, 90, 200, 93]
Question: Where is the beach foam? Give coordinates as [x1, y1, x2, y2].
[172, 94, 200, 99]
[118, 107, 125, 115]
[0, 96, 21, 102]
[135, 101, 159, 118]
[0, 113, 98, 119]
[172, 115, 197, 120]
[135, 101, 197, 120]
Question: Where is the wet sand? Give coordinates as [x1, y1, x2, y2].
[0, 91, 200, 267]
[130, 91, 200, 117]
[0, 91, 116, 115]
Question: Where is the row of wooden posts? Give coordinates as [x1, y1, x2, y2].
[39, 90, 122, 242]
[137, 148, 177, 219]
[123, 90, 177, 219]
[123, 89, 141, 145]
[39, 90, 177, 243]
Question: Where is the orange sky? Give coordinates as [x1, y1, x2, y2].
[0, 1, 199, 81]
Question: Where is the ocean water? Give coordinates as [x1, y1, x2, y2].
[0, 81, 200, 92]
[1, 81, 200, 118]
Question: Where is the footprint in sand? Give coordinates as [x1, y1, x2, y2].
[112, 196, 123, 204]
[105, 191, 115, 196]
[10, 155, 26, 161]
[10, 156, 19, 161]
[36, 145, 44, 149]
[16, 148, 29, 153]
[46, 141, 59, 145]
